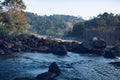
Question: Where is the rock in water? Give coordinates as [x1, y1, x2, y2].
[48, 62, 61, 76]
[111, 46, 120, 57]
[36, 72, 56, 80]
[15, 62, 61, 80]
[36, 62, 61, 80]
[103, 50, 116, 58]
[109, 62, 120, 67]
[92, 37, 106, 49]
[52, 44, 67, 55]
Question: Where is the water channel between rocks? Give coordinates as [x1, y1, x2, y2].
[0, 52, 120, 80]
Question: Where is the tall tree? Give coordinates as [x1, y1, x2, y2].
[2, 0, 27, 34]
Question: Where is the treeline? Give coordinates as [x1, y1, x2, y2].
[66, 12, 120, 45]
[25, 12, 83, 37]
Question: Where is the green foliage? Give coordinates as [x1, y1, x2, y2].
[67, 12, 120, 45]
[71, 22, 85, 37]
[2, 0, 26, 10]
[85, 12, 120, 28]
[0, 22, 8, 36]
[0, 0, 27, 36]
[25, 12, 84, 37]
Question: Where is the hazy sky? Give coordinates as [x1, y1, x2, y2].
[24, 0, 120, 20]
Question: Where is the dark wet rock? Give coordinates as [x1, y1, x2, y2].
[103, 50, 116, 58]
[52, 44, 67, 55]
[36, 72, 56, 80]
[14, 77, 35, 80]
[111, 46, 120, 57]
[77, 44, 89, 53]
[80, 37, 106, 55]
[36, 62, 61, 80]
[109, 62, 120, 67]
[92, 37, 106, 49]
[14, 62, 61, 80]
[75, 43, 103, 55]
[82, 40, 92, 50]
[0, 34, 109, 55]
[3, 49, 12, 55]
[48, 62, 61, 76]
[89, 49, 103, 55]
[11, 46, 21, 52]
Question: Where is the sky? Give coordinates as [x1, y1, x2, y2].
[24, 0, 120, 20]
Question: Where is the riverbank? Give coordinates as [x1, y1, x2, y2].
[0, 33, 107, 56]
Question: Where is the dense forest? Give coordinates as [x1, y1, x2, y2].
[25, 12, 83, 37]
[66, 12, 120, 45]
[1, 0, 120, 45]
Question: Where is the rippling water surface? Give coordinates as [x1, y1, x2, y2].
[0, 52, 120, 80]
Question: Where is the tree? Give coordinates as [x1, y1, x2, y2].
[66, 12, 120, 44]
[71, 22, 85, 37]
[2, 0, 27, 35]
[2, 0, 26, 11]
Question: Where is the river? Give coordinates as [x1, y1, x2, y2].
[0, 52, 120, 80]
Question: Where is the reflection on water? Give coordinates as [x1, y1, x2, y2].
[0, 52, 120, 80]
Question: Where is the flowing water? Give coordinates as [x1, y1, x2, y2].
[0, 52, 120, 80]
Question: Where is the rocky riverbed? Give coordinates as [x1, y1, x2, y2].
[0, 34, 107, 56]
[0, 52, 120, 80]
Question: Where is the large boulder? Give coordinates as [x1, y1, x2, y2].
[52, 44, 67, 55]
[36, 62, 61, 80]
[81, 37, 106, 54]
[48, 62, 61, 76]
[92, 37, 106, 49]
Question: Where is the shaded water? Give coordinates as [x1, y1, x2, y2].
[0, 52, 120, 80]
